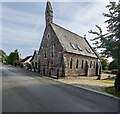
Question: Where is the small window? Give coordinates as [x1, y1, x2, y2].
[35, 62, 37, 69]
[85, 48, 91, 53]
[81, 60, 84, 68]
[77, 45, 82, 51]
[50, 44, 55, 58]
[44, 48, 47, 58]
[44, 52, 46, 58]
[70, 43, 77, 50]
[32, 62, 34, 66]
[76, 59, 79, 69]
[70, 58, 73, 69]
[90, 61, 92, 68]
[93, 61, 95, 68]
[47, 33, 50, 39]
[85, 61, 88, 67]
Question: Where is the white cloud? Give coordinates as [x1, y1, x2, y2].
[2, 5, 44, 57]
[53, 2, 109, 46]
[2, 6, 44, 45]
[2, 1, 116, 58]
[0, 3, 2, 49]
[2, 6, 44, 27]
[1, 0, 119, 2]
[3, 26, 41, 44]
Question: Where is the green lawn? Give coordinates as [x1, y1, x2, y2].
[105, 86, 120, 97]
[100, 79, 120, 97]
[100, 79, 114, 84]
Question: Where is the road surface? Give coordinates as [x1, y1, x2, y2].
[1, 65, 120, 112]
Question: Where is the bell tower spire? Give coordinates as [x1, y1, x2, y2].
[45, 1, 53, 26]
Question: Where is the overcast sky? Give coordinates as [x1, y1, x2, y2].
[1, 0, 118, 60]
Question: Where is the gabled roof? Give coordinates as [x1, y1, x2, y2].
[21, 55, 32, 63]
[30, 50, 38, 62]
[51, 23, 98, 58]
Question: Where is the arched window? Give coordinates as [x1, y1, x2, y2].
[35, 62, 37, 69]
[76, 59, 79, 69]
[32, 62, 34, 67]
[81, 60, 84, 68]
[52, 44, 55, 57]
[50, 44, 55, 58]
[70, 58, 73, 69]
[93, 61, 95, 68]
[90, 61, 92, 68]
[44, 48, 47, 58]
[85, 60, 88, 67]
[47, 33, 50, 39]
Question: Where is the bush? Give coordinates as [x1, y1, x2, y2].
[111, 69, 118, 74]
[105, 86, 120, 97]
[7, 52, 19, 65]
[103, 70, 111, 74]
[101, 58, 109, 70]
[108, 60, 118, 70]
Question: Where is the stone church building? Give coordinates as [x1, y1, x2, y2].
[37, 1, 101, 77]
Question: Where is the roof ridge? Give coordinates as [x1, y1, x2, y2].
[51, 23, 84, 39]
[50, 23, 97, 58]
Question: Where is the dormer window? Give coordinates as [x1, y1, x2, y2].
[70, 43, 83, 51]
[70, 43, 77, 50]
[85, 48, 91, 53]
[77, 45, 82, 51]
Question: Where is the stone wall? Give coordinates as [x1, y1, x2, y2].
[38, 24, 99, 77]
[38, 24, 64, 77]
[64, 53, 98, 77]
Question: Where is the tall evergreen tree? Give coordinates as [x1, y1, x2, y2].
[89, 2, 120, 91]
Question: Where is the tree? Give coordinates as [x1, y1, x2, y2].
[89, 2, 120, 91]
[7, 50, 20, 65]
[101, 58, 109, 70]
[109, 60, 118, 70]
[14, 49, 18, 53]
[0, 49, 7, 64]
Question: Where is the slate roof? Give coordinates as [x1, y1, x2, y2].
[21, 56, 32, 62]
[30, 50, 38, 62]
[51, 23, 98, 58]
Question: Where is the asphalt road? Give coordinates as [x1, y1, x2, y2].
[1, 65, 120, 112]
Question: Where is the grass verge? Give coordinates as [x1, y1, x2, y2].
[100, 79, 114, 84]
[105, 86, 120, 97]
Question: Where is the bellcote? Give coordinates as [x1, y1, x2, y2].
[45, 1, 53, 26]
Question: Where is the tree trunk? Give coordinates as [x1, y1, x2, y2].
[114, 37, 120, 90]
[114, 70, 120, 91]
[114, 59, 120, 91]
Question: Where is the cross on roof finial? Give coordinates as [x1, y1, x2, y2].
[84, 34, 86, 39]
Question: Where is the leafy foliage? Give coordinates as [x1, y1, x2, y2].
[101, 58, 109, 70]
[108, 60, 118, 70]
[7, 50, 20, 65]
[89, 2, 120, 59]
[89, 1, 120, 91]
[0, 49, 7, 64]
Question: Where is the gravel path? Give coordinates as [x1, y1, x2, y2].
[57, 74, 115, 93]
